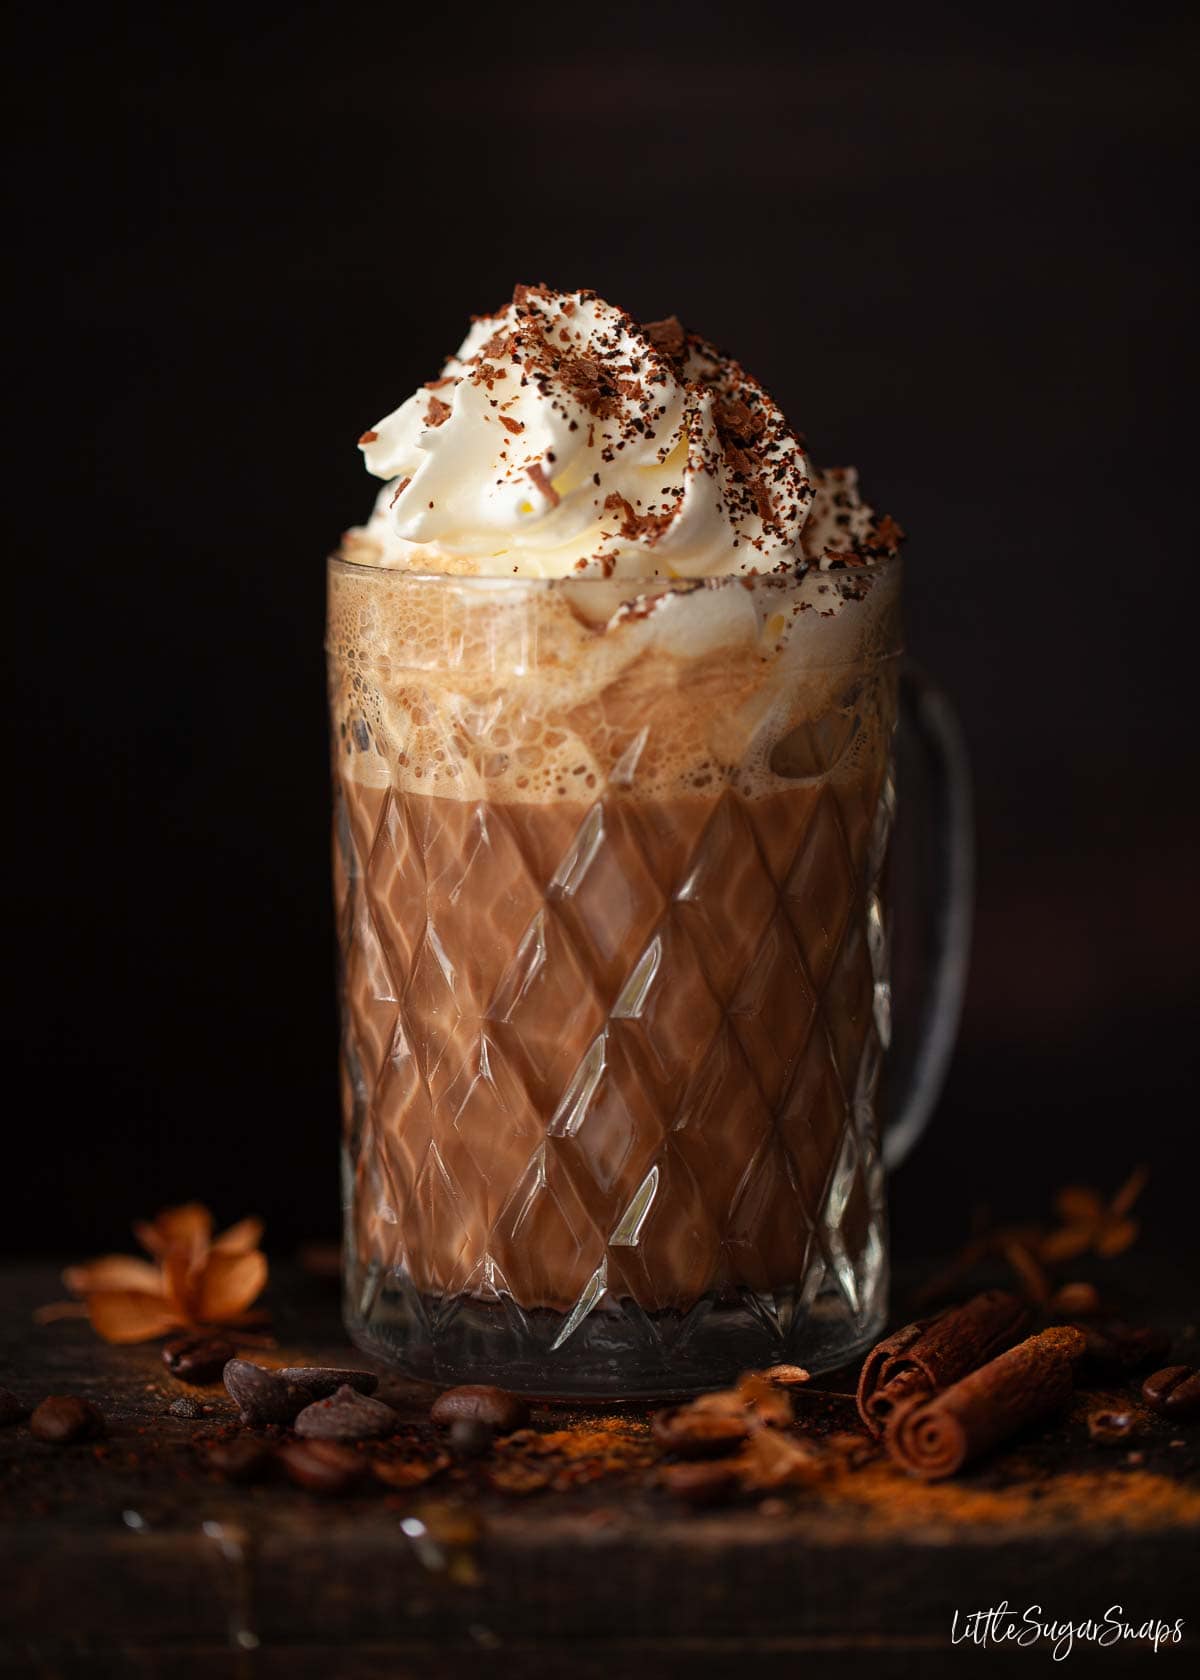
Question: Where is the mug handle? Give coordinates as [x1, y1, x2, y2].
[881, 660, 975, 1169]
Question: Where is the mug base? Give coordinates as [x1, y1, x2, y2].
[343, 1253, 887, 1400]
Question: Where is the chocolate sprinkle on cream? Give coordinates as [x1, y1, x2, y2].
[526, 462, 560, 508]
[351, 284, 902, 583]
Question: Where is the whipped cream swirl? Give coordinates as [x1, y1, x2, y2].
[347, 285, 897, 581]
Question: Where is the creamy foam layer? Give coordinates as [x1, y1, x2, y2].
[343, 285, 902, 582]
[327, 563, 901, 804]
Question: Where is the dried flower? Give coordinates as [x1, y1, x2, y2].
[1000, 1239, 1052, 1305]
[57, 1203, 267, 1343]
[914, 1170, 1149, 1307]
[1038, 1167, 1148, 1263]
[654, 1371, 827, 1502]
[734, 1426, 825, 1491]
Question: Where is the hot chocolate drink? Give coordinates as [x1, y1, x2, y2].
[331, 286, 904, 1393]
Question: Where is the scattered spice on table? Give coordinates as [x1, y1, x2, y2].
[11, 1168, 1197, 1538]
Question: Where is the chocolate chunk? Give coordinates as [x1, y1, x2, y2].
[659, 1459, 740, 1505]
[223, 1359, 309, 1426]
[0, 1389, 26, 1427]
[200, 1437, 273, 1483]
[294, 1385, 398, 1442]
[277, 1366, 379, 1403]
[652, 1406, 749, 1459]
[1142, 1365, 1200, 1418]
[277, 1439, 366, 1494]
[163, 1334, 237, 1385]
[430, 1385, 530, 1433]
[168, 1395, 204, 1420]
[30, 1395, 105, 1444]
[449, 1417, 494, 1459]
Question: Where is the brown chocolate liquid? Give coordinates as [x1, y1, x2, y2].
[336, 766, 888, 1316]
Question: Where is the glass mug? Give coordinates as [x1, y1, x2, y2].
[328, 555, 971, 1397]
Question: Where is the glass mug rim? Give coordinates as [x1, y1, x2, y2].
[327, 551, 901, 589]
[326, 552, 904, 672]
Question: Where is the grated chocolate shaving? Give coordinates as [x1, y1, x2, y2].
[526, 463, 560, 508]
[641, 314, 686, 363]
[603, 491, 674, 545]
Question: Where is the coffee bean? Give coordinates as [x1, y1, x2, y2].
[0, 1389, 26, 1427]
[652, 1405, 749, 1459]
[277, 1439, 365, 1494]
[1079, 1321, 1171, 1374]
[761, 1364, 812, 1388]
[1142, 1365, 1200, 1418]
[659, 1459, 740, 1505]
[449, 1417, 494, 1459]
[277, 1366, 379, 1402]
[200, 1437, 273, 1483]
[168, 1395, 204, 1420]
[1050, 1281, 1103, 1316]
[294, 1385, 399, 1442]
[1087, 1408, 1142, 1445]
[223, 1359, 308, 1426]
[374, 1452, 452, 1488]
[163, 1334, 237, 1386]
[430, 1385, 530, 1433]
[30, 1396, 105, 1444]
[1120, 1326, 1173, 1368]
[1164, 1376, 1200, 1418]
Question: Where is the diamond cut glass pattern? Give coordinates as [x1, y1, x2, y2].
[329, 561, 902, 1396]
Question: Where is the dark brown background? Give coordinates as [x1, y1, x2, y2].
[6, 0, 1198, 1262]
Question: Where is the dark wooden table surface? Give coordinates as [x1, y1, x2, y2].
[2, 1259, 1198, 1678]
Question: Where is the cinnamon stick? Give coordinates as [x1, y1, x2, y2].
[885, 1325, 1088, 1480]
[856, 1290, 1029, 1435]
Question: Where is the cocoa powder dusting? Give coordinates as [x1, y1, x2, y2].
[10, 1175, 1194, 1551]
[813, 1460, 1200, 1536]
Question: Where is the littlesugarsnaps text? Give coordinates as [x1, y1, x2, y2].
[951, 1604, 1183, 1660]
